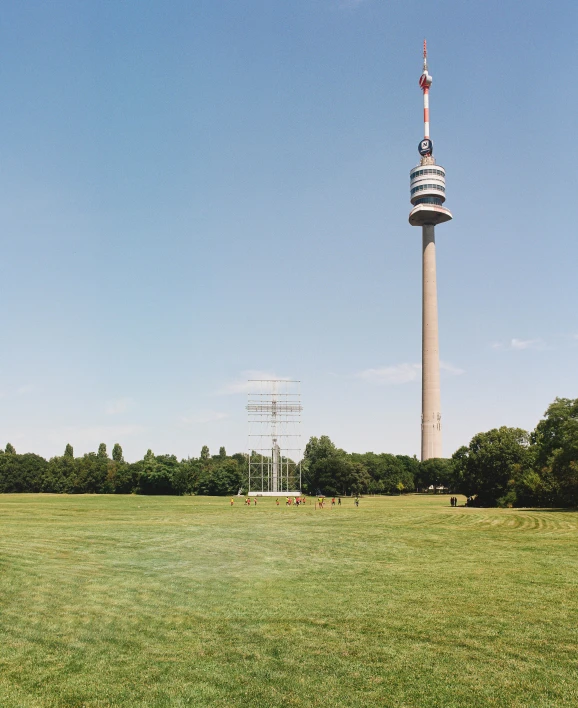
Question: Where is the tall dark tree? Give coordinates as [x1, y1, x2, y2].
[5, 443, 16, 455]
[302, 435, 338, 494]
[97, 443, 108, 459]
[112, 443, 124, 463]
[64, 443, 74, 458]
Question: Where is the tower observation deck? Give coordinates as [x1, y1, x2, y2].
[409, 40, 453, 461]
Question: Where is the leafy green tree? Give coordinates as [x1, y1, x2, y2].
[97, 443, 108, 459]
[138, 452, 178, 495]
[101, 460, 120, 493]
[64, 443, 74, 458]
[0, 453, 47, 492]
[303, 435, 338, 494]
[112, 443, 124, 463]
[218, 446, 227, 459]
[5, 443, 16, 455]
[43, 453, 77, 493]
[452, 427, 533, 506]
[309, 451, 370, 496]
[231, 452, 249, 491]
[173, 458, 201, 495]
[352, 452, 412, 495]
[418, 458, 455, 491]
[198, 459, 242, 495]
[532, 397, 578, 506]
[74, 452, 107, 493]
[396, 455, 420, 485]
[115, 461, 140, 494]
[200, 445, 210, 461]
[533, 398, 577, 465]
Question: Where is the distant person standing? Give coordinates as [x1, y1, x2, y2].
[355, 497, 359, 507]
[338, 497, 341, 506]
[331, 497, 336, 507]
[230, 498, 234, 506]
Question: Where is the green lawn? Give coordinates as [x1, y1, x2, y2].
[0, 494, 576, 707]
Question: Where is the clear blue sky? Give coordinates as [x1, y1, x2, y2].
[1, 0, 576, 462]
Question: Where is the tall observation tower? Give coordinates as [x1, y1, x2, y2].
[408, 40, 452, 461]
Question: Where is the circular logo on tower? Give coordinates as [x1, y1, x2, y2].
[418, 139, 433, 156]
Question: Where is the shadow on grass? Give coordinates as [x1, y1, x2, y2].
[518, 507, 578, 513]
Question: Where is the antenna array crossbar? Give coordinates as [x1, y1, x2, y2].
[246, 379, 302, 494]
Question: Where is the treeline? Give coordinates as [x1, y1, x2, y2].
[303, 397, 578, 507]
[0, 396, 576, 506]
[0, 444, 244, 496]
[0, 436, 425, 499]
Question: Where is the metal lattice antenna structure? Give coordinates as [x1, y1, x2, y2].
[246, 380, 302, 496]
[408, 40, 453, 460]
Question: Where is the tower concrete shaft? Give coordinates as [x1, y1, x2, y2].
[408, 40, 452, 460]
[422, 224, 442, 460]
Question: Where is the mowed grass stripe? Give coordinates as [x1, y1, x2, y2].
[0, 494, 576, 707]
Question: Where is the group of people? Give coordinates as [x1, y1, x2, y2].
[317, 497, 338, 508]
[450, 496, 459, 507]
[316, 496, 359, 508]
[230, 496, 310, 506]
[230, 497, 259, 506]
[279, 496, 307, 506]
[230, 495, 361, 507]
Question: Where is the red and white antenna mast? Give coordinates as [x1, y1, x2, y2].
[419, 39, 433, 142]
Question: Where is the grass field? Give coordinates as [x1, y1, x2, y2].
[0, 494, 576, 708]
